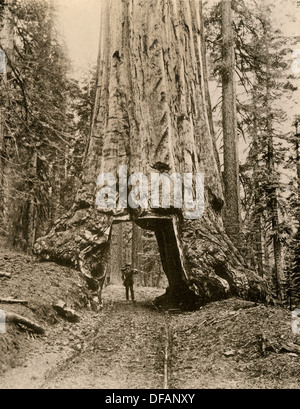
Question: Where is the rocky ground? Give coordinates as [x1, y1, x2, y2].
[1, 237, 300, 389]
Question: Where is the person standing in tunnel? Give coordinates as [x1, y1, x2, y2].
[121, 263, 139, 304]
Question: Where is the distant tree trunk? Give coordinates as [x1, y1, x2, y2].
[107, 223, 123, 285]
[0, 0, 13, 237]
[263, 224, 271, 275]
[131, 222, 141, 269]
[0, 107, 5, 235]
[251, 89, 264, 275]
[116, 223, 123, 269]
[131, 222, 142, 284]
[35, 0, 266, 309]
[27, 150, 38, 250]
[295, 124, 300, 227]
[221, 0, 241, 247]
[291, 123, 300, 306]
[253, 139, 264, 276]
[266, 106, 285, 303]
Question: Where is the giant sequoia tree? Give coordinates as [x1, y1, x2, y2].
[35, 0, 266, 309]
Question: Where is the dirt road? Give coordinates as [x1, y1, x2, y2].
[0, 285, 170, 389]
[2, 284, 300, 389]
[1, 240, 300, 389]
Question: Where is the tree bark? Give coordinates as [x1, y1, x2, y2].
[295, 124, 300, 227]
[0, 0, 14, 237]
[267, 120, 285, 303]
[251, 88, 264, 276]
[131, 221, 142, 284]
[291, 124, 300, 305]
[34, 0, 267, 309]
[27, 150, 38, 250]
[221, 0, 241, 247]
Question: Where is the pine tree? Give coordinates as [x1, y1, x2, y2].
[221, 0, 241, 247]
[0, 0, 77, 250]
[205, 0, 296, 303]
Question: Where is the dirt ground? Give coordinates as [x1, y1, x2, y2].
[1, 238, 300, 389]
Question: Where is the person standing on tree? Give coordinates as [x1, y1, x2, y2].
[121, 263, 139, 304]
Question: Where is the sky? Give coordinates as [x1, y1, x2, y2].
[53, 0, 300, 79]
[53, 0, 300, 126]
[52, 0, 299, 174]
[54, 0, 101, 78]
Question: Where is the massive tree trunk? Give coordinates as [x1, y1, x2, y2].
[34, 0, 267, 309]
[221, 0, 241, 248]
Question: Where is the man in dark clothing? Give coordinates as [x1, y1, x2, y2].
[121, 263, 139, 304]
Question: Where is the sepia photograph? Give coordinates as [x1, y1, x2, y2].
[0, 0, 300, 391]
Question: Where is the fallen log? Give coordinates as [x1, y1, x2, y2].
[0, 298, 28, 305]
[5, 312, 45, 335]
[52, 301, 80, 323]
[279, 342, 300, 355]
[0, 272, 11, 278]
[260, 335, 300, 356]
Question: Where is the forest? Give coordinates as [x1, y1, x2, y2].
[0, 0, 300, 390]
